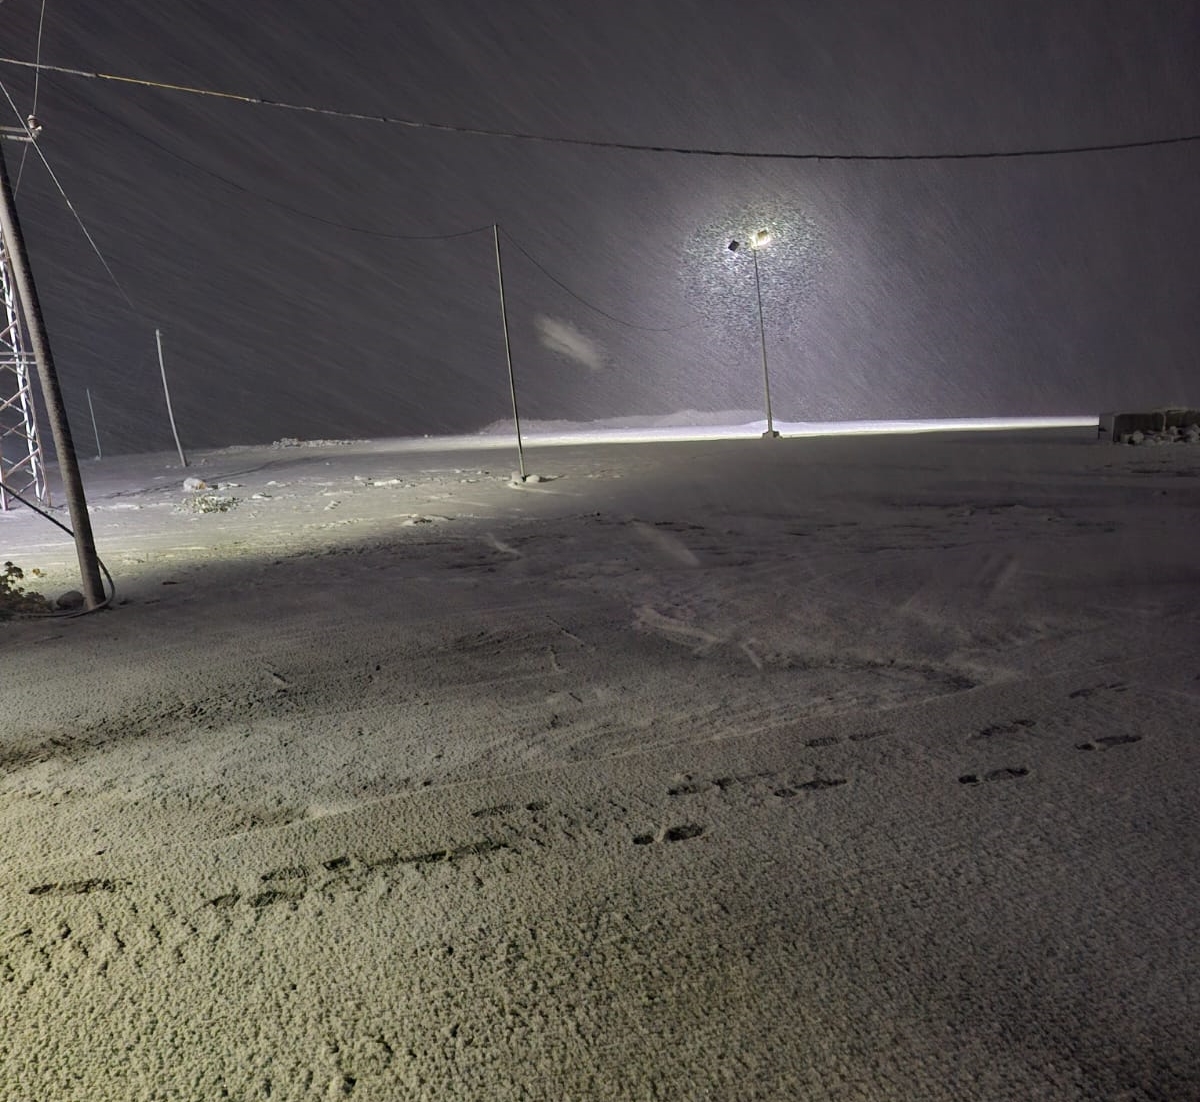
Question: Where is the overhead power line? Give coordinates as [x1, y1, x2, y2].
[9, 77, 691, 334]
[499, 229, 695, 333]
[1, 77, 138, 312]
[1, 55, 1198, 162]
[12, 0, 47, 192]
[76, 90, 494, 240]
[62, 88, 697, 332]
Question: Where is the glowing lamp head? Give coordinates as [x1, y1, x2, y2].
[751, 229, 772, 249]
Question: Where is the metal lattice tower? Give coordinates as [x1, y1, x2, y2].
[0, 221, 49, 510]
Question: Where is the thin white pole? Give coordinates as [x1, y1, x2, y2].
[493, 224, 526, 481]
[86, 387, 102, 459]
[155, 327, 188, 467]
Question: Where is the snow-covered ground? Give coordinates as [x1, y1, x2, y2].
[1, 425, 1197, 1100]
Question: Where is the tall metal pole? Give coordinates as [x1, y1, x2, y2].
[493, 224, 527, 481]
[0, 135, 104, 607]
[86, 387, 102, 459]
[751, 246, 778, 438]
[155, 328, 188, 467]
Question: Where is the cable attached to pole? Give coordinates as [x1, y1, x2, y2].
[12, 0, 47, 194]
[0, 475, 115, 615]
[0, 78, 139, 314]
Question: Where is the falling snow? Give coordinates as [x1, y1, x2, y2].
[0, 1, 1195, 455]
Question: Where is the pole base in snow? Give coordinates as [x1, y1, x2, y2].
[509, 471, 546, 486]
[761, 429, 781, 439]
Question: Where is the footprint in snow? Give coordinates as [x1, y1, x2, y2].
[1076, 734, 1142, 752]
[958, 766, 1029, 785]
[633, 823, 705, 845]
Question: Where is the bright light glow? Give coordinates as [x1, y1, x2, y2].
[454, 415, 1099, 450]
[750, 229, 772, 249]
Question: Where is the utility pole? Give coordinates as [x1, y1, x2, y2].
[492, 224, 527, 482]
[0, 123, 105, 608]
[156, 328, 188, 467]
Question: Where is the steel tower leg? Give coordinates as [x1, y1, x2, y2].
[0, 226, 49, 511]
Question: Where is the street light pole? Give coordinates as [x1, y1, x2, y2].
[749, 243, 778, 438]
[0, 127, 105, 607]
[729, 229, 780, 439]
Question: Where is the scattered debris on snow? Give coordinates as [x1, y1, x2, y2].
[1120, 423, 1200, 445]
[176, 492, 240, 514]
[271, 437, 364, 448]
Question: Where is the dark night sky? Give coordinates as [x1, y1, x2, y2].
[2, 1, 1198, 453]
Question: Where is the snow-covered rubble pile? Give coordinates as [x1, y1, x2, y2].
[271, 437, 364, 448]
[1120, 423, 1200, 445]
